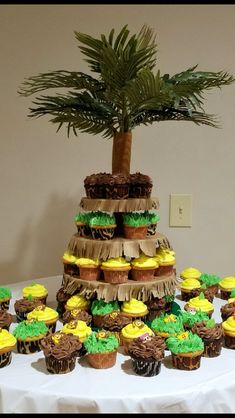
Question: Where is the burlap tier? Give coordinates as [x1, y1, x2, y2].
[80, 197, 159, 212]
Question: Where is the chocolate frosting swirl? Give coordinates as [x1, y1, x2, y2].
[146, 297, 167, 311]
[41, 332, 82, 359]
[191, 321, 224, 340]
[128, 334, 166, 360]
[220, 302, 235, 319]
[99, 312, 132, 331]
[0, 309, 13, 328]
[63, 309, 92, 325]
[56, 287, 71, 304]
[14, 298, 42, 313]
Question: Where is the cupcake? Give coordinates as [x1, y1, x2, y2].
[84, 330, 119, 369]
[105, 173, 130, 200]
[154, 247, 176, 276]
[220, 300, 235, 321]
[178, 309, 210, 331]
[13, 319, 49, 354]
[101, 257, 131, 284]
[131, 255, 158, 282]
[122, 212, 149, 239]
[184, 293, 214, 318]
[76, 257, 101, 281]
[180, 278, 201, 302]
[22, 282, 48, 305]
[74, 212, 91, 237]
[0, 287, 12, 311]
[221, 315, 235, 349]
[0, 328, 16, 368]
[120, 298, 148, 321]
[128, 333, 166, 377]
[191, 318, 224, 357]
[146, 211, 160, 236]
[145, 295, 174, 322]
[120, 320, 154, 354]
[55, 286, 71, 317]
[199, 273, 220, 297]
[14, 297, 42, 322]
[91, 299, 120, 328]
[27, 305, 59, 332]
[93, 311, 132, 338]
[41, 332, 82, 374]
[64, 294, 90, 313]
[0, 310, 13, 331]
[84, 173, 106, 199]
[60, 319, 92, 343]
[166, 330, 204, 371]
[180, 267, 202, 281]
[129, 172, 153, 198]
[88, 211, 116, 240]
[150, 313, 184, 339]
[219, 277, 235, 300]
[62, 251, 79, 276]
[62, 308, 92, 326]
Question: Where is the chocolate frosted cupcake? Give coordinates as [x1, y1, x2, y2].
[191, 319, 224, 358]
[62, 308, 92, 326]
[56, 287, 73, 317]
[128, 333, 166, 377]
[13, 319, 49, 354]
[129, 172, 153, 198]
[14, 298, 42, 322]
[220, 301, 235, 321]
[146, 295, 173, 322]
[91, 299, 120, 328]
[41, 332, 82, 374]
[93, 311, 132, 335]
[105, 173, 130, 199]
[0, 310, 13, 331]
[84, 173, 107, 199]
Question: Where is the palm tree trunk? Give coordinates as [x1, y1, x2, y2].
[112, 131, 132, 175]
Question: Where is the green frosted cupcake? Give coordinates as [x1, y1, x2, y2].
[151, 313, 184, 339]
[91, 299, 120, 328]
[0, 287, 12, 311]
[13, 319, 49, 354]
[84, 330, 119, 369]
[166, 330, 204, 370]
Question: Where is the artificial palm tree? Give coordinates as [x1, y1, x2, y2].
[19, 24, 234, 175]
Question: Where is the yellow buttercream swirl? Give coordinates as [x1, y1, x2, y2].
[131, 255, 157, 268]
[0, 329, 17, 350]
[228, 297, 235, 304]
[121, 321, 153, 339]
[62, 251, 77, 264]
[219, 277, 235, 290]
[61, 320, 92, 342]
[27, 306, 58, 322]
[65, 295, 90, 310]
[186, 296, 214, 313]
[222, 316, 235, 335]
[180, 267, 201, 280]
[76, 257, 100, 267]
[180, 278, 201, 291]
[154, 249, 175, 266]
[101, 257, 130, 268]
[121, 298, 147, 315]
[22, 283, 48, 298]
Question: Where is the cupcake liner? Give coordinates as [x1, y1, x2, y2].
[171, 350, 203, 370]
[0, 300, 10, 311]
[45, 355, 77, 374]
[17, 338, 44, 354]
[0, 351, 12, 368]
[224, 334, 235, 349]
[132, 358, 162, 377]
[203, 336, 224, 357]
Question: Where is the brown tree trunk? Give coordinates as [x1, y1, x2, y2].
[112, 131, 132, 175]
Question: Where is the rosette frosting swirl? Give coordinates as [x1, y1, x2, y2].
[0, 310, 13, 328]
[41, 332, 82, 359]
[191, 320, 224, 340]
[128, 334, 166, 360]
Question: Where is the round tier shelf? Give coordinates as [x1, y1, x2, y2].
[80, 196, 159, 212]
[62, 272, 178, 302]
[68, 232, 171, 260]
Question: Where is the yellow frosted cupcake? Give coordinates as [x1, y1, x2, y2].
[180, 267, 202, 281]
[120, 320, 154, 354]
[27, 305, 59, 332]
[154, 247, 176, 276]
[60, 319, 92, 343]
[0, 329, 17, 368]
[184, 293, 214, 318]
[222, 315, 235, 348]
[76, 257, 101, 281]
[22, 282, 48, 305]
[131, 255, 158, 282]
[180, 278, 201, 301]
[120, 298, 148, 320]
[65, 294, 90, 312]
[219, 277, 235, 300]
[62, 251, 79, 276]
[101, 257, 131, 284]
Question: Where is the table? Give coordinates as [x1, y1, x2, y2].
[1, 275, 235, 413]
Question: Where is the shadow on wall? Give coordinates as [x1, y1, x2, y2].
[1, 192, 78, 285]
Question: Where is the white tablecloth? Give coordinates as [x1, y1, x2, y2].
[1, 275, 235, 413]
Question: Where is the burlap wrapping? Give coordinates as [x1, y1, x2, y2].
[62, 272, 179, 302]
[68, 232, 171, 260]
[80, 197, 159, 212]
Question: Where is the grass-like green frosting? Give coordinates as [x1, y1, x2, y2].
[166, 330, 204, 354]
[123, 212, 150, 227]
[179, 310, 209, 326]
[200, 273, 220, 286]
[151, 313, 184, 335]
[84, 331, 119, 353]
[0, 287, 12, 299]
[143, 211, 160, 224]
[74, 212, 91, 224]
[89, 211, 116, 227]
[13, 319, 48, 340]
[91, 299, 120, 315]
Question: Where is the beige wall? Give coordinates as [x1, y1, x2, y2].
[1, 4, 235, 285]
